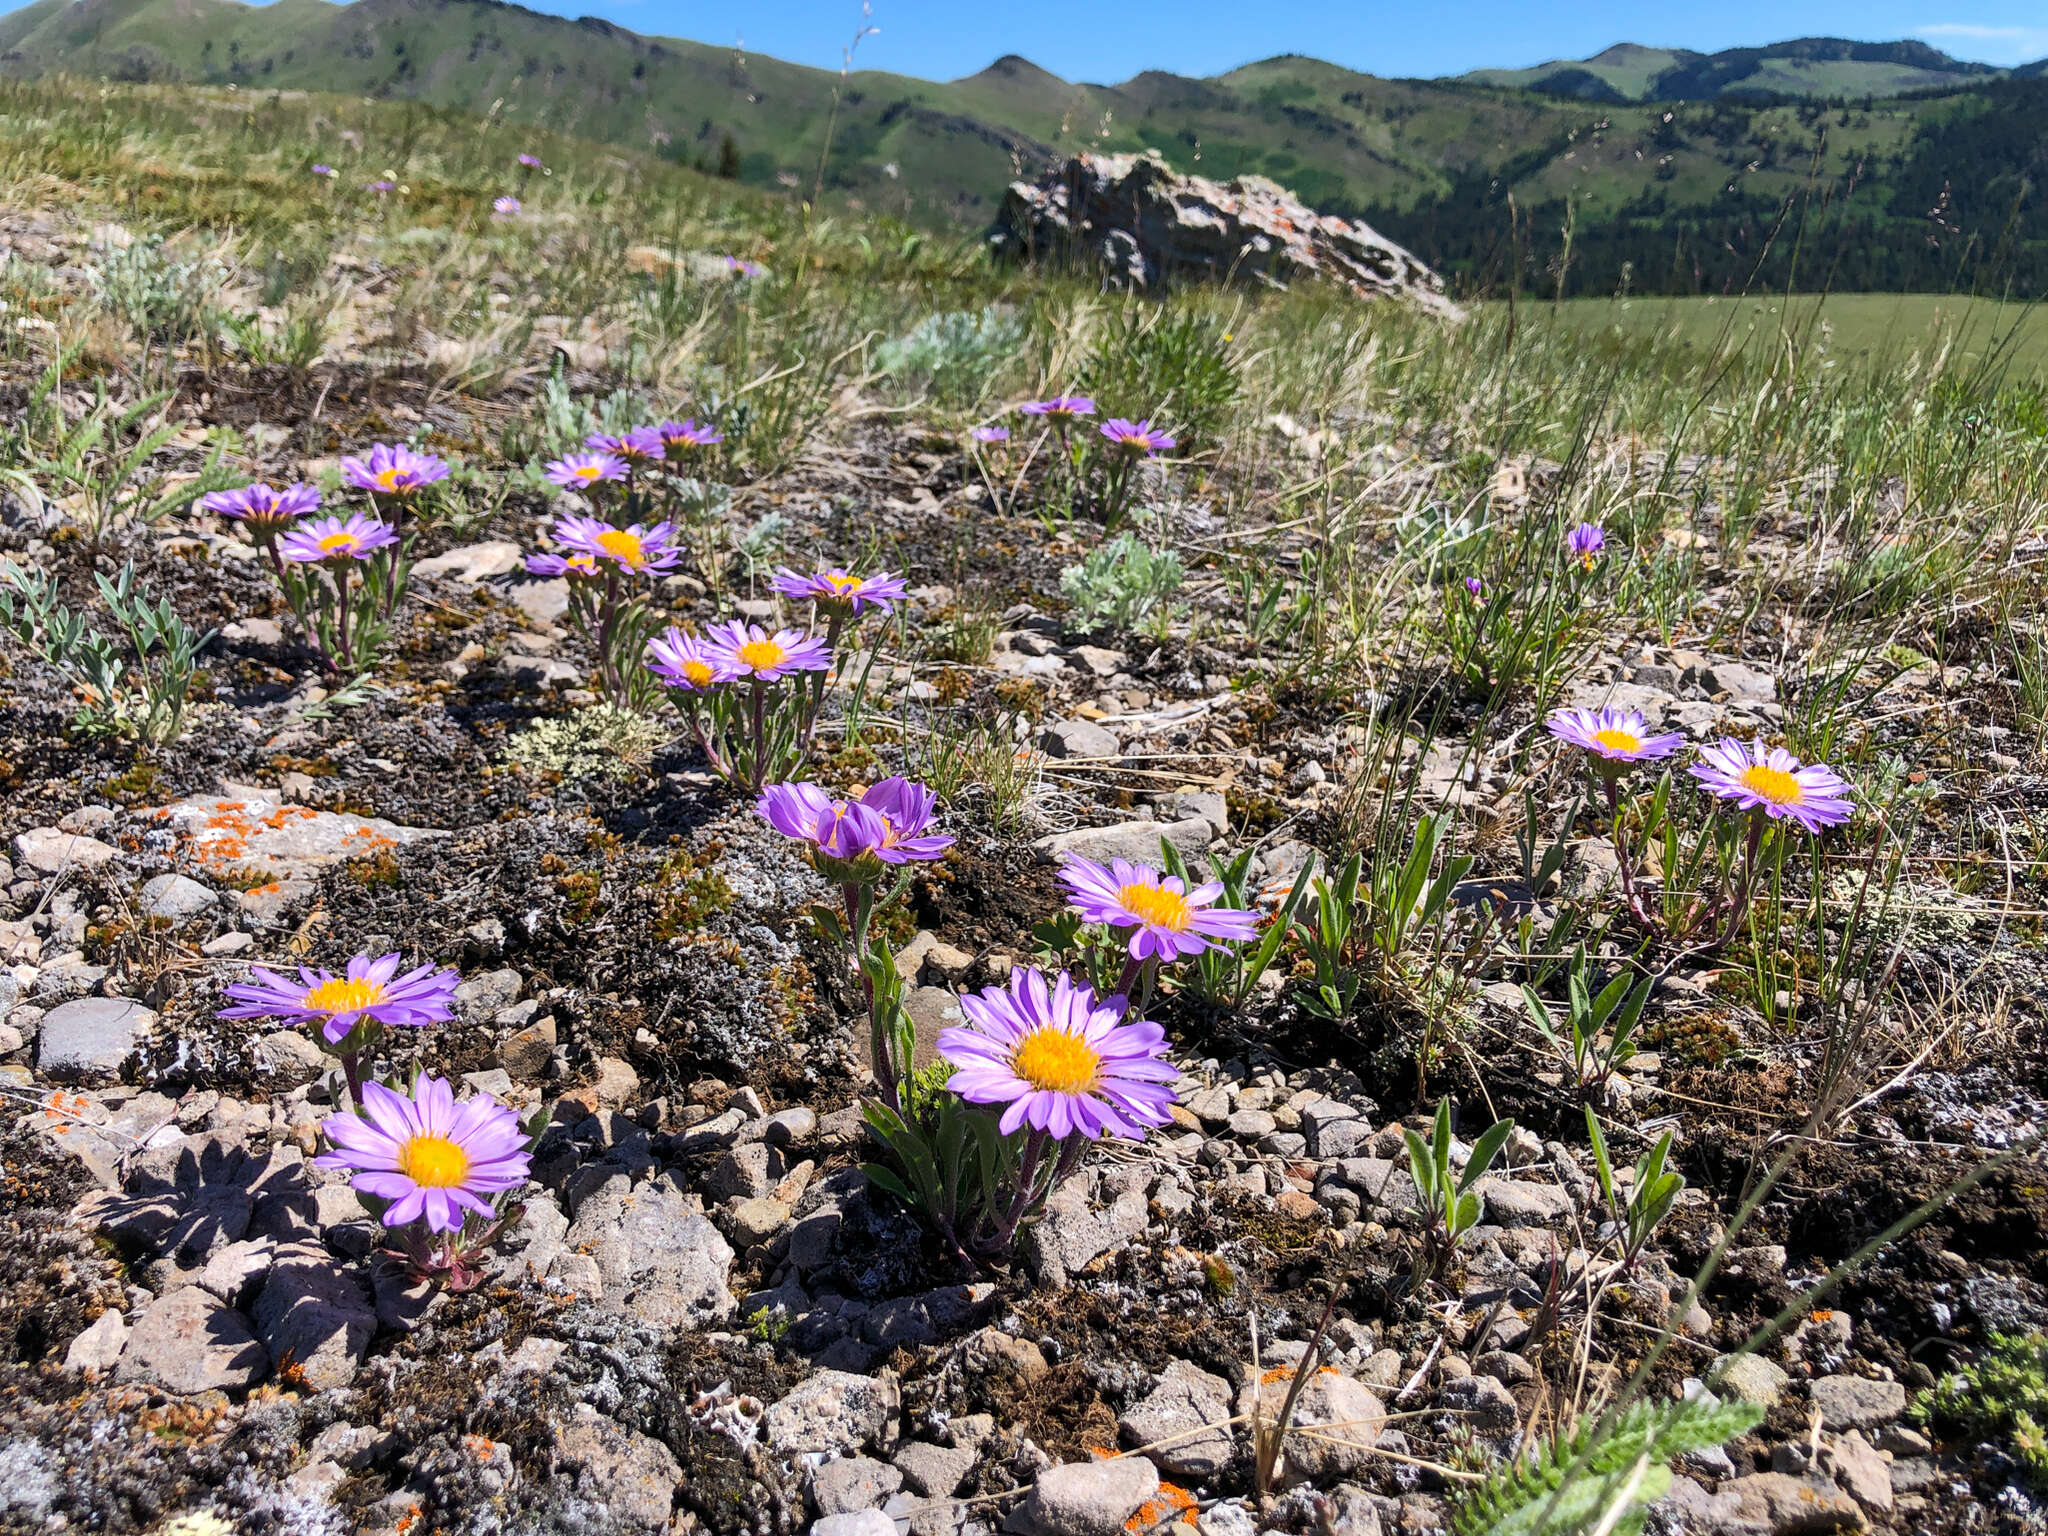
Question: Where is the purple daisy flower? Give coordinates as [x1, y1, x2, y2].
[1100, 418, 1175, 456]
[1464, 576, 1484, 597]
[1567, 523, 1606, 569]
[1690, 738, 1853, 833]
[200, 481, 322, 534]
[857, 777, 953, 863]
[1021, 395, 1096, 421]
[1058, 855, 1261, 963]
[657, 419, 724, 451]
[278, 513, 398, 565]
[341, 442, 450, 499]
[938, 967, 1177, 1141]
[769, 566, 909, 617]
[1547, 706, 1686, 770]
[311, 164, 337, 179]
[369, 179, 397, 194]
[586, 428, 666, 465]
[551, 513, 682, 575]
[524, 550, 602, 582]
[645, 627, 721, 692]
[725, 256, 765, 277]
[219, 953, 460, 1046]
[757, 781, 890, 866]
[544, 451, 628, 492]
[972, 425, 1011, 444]
[492, 195, 520, 215]
[316, 1075, 531, 1234]
[702, 619, 832, 683]
[517, 153, 544, 170]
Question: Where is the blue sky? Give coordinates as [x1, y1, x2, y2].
[5, 0, 2046, 79]
[489, 1, 2048, 80]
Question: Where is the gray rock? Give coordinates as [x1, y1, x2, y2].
[708, 1141, 778, 1200]
[412, 540, 525, 583]
[141, 873, 218, 923]
[1118, 1358, 1235, 1479]
[765, 1369, 900, 1456]
[14, 826, 120, 875]
[1031, 817, 1212, 867]
[118, 1286, 268, 1393]
[553, 1405, 683, 1530]
[1712, 1353, 1791, 1408]
[993, 152, 1459, 317]
[903, 986, 965, 1073]
[562, 1179, 735, 1327]
[251, 1241, 376, 1390]
[1441, 1373, 1519, 1432]
[1023, 1181, 1148, 1285]
[1723, 1472, 1862, 1532]
[144, 790, 443, 882]
[63, 1308, 128, 1373]
[811, 1455, 903, 1515]
[1705, 660, 1776, 703]
[812, 1514, 897, 1536]
[1471, 1177, 1575, 1227]
[1010, 1456, 1159, 1536]
[36, 997, 154, 1082]
[1041, 719, 1121, 759]
[1810, 1374, 1907, 1431]
[1827, 1430, 1893, 1511]
[894, 1439, 980, 1498]
[1236, 1370, 1385, 1481]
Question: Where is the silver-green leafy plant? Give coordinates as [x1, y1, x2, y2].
[0, 374, 232, 548]
[873, 305, 1026, 409]
[1522, 959, 1653, 1101]
[1450, 1394, 1763, 1536]
[1059, 533, 1184, 632]
[1405, 1097, 1514, 1283]
[1584, 1106, 1685, 1271]
[0, 559, 213, 743]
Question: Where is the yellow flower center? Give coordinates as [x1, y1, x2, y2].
[301, 976, 384, 1013]
[1592, 728, 1642, 755]
[398, 1134, 471, 1189]
[594, 529, 644, 566]
[316, 532, 359, 554]
[824, 573, 862, 593]
[682, 660, 714, 688]
[373, 467, 403, 492]
[1012, 1028, 1101, 1095]
[566, 554, 597, 573]
[736, 638, 787, 671]
[574, 464, 605, 481]
[1117, 882, 1192, 930]
[1738, 764, 1805, 805]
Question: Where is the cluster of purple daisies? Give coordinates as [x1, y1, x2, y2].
[538, 420, 723, 497]
[201, 443, 448, 574]
[219, 955, 530, 1273]
[755, 770, 1258, 1145]
[1004, 393, 1177, 459]
[1547, 703, 1853, 834]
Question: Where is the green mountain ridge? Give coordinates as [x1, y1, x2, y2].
[3, 0, 2046, 300]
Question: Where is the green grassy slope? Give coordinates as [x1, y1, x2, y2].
[1465, 36, 2004, 102]
[2, 0, 2045, 299]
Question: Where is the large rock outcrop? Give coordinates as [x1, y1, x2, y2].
[993, 152, 1460, 316]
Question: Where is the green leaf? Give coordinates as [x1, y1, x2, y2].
[1459, 1117, 1516, 1196]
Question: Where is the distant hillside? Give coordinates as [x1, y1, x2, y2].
[3, 0, 2046, 298]
[1464, 36, 2003, 102]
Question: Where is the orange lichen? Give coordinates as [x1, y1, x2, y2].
[1126, 1480, 1198, 1532]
